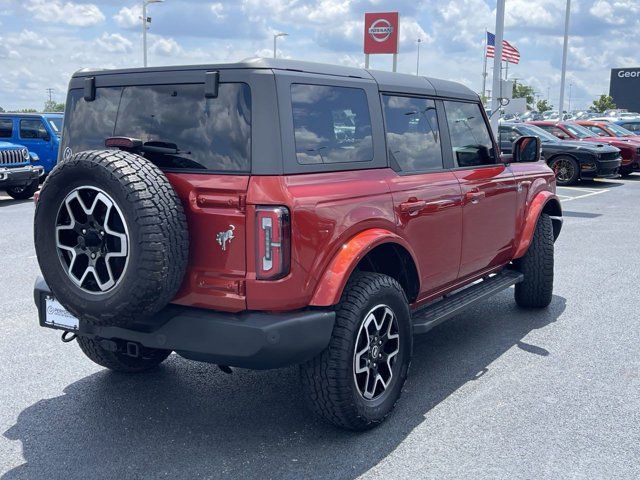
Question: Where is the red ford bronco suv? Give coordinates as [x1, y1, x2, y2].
[33, 58, 562, 430]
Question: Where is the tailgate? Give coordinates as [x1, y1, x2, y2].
[166, 172, 249, 312]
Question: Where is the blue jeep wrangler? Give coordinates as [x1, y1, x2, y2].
[0, 141, 42, 199]
[0, 113, 63, 174]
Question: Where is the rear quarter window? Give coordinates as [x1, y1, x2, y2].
[62, 82, 251, 173]
[291, 84, 373, 165]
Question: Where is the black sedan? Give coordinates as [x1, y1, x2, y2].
[499, 122, 622, 185]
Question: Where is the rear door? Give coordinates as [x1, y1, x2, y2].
[382, 95, 463, 295]
[443, 100, 517, 279]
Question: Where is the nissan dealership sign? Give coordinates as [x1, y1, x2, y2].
[610, 68, 640, 112]
[364, 12, 399, 54]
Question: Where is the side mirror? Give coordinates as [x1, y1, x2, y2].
[513, 136, 541, 163]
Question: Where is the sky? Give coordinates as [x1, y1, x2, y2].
[0, 0, 638, 111]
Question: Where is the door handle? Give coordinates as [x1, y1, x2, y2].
[464, 191, 486, 204]
[399, 199, 427, 215]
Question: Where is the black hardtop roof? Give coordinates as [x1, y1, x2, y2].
[72, 57, 478, 101]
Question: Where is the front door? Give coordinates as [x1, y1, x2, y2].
[382, 95, 463, 297]
[18, 118, 52, 160]
[442, 100, 517, 280]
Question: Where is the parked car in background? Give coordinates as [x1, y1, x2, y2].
[616, 119, 640, 134]
[0, 141, 43, 199]
[528, 120, 639, 175]
[0, 113, 63, 175]
[519, 111, 544, 122]
[500, 122, 621, 185]
[576, 120, 640, 141]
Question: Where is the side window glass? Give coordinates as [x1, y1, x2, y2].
[382, 95, 443, 173]
[291, 84, 373, 165]
[20, 119, 48, 140]
[443, 101, 495, 168]
[0, 119, 12, 138]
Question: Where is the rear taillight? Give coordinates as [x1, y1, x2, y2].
[255, 206, 290, 280]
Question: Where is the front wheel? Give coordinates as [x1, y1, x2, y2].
[549, 156, 579, 186]
[6, 179, 39, 200]
[300, 272, 412, 430]
[514, 213, 554, 308]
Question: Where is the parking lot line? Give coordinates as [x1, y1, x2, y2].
[559, 189, 608, 202]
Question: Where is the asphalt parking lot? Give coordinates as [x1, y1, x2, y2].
[1, 177, 639, 480]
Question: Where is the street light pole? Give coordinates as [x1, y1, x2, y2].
[490, 0, 506, 134]
[142, 0, 164, 68]
[273, 33, 288, 59]
[558, 0, 571, 118]
[416, 38, 422, 75]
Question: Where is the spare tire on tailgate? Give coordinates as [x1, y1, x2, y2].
[34, 150, 189, 327]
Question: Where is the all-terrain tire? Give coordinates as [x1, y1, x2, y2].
[77, 336, 170, 373]
[300, 272, 412, 430]
[514, 213, 554, 308]
[34, 150, 189, 327]
[6, 178, 39, 200]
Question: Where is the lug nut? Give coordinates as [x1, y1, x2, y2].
[91, 253, 96, 259]
[82, 229, 86, 234]
[100, 230, 105, 236]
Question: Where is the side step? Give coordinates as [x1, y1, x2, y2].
[412, 269, 524, 335]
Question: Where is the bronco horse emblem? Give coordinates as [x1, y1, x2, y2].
[216, 225, 235, 251]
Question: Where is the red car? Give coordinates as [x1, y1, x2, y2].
[32, 59, 562, 430]
[529, 120, 639, 175]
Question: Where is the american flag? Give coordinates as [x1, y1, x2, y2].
[486, 32, 520, 64]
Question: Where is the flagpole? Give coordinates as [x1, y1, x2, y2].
[481, 30, 488, 104]
[505, 60, 509, 80]
[490, 0, 505, 134]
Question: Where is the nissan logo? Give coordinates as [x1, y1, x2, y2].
[63, 147, 73, 161]
[618, 70, 640, 78]
[368, 19, 393, 43]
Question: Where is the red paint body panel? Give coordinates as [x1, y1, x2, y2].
[309, 228, 416, 307]
[166, 173, 249, 312]
[164, 159, 558, 313]
[453, 165, 517, 279]
[387, 171, 463, 296]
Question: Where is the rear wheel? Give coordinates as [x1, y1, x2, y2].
[549, 156, 579, 186]
[514, 213, 554, 308]
[77, 336, 170, 373]
[300, 272, 412, 430]
[6, 178, 39, 200]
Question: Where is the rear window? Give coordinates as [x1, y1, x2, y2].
[62, 83, 251, 173]
[291, 84, 373, 165]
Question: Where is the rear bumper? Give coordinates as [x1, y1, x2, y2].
[34, 277, 335, 370]
[0, 165, 42, 188]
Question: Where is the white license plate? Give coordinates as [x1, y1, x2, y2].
[44, 297, 79, 330]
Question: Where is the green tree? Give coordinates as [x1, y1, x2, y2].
[0, 106, 5, 113]
[591, 95, 616, 113]
[512, 81, 535, 108]
[536, 99, 552, 113]
[44, 100, 65, 112]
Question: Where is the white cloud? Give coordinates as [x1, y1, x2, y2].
[95, 33, 134, 54]
[6, 30, 55, 50]
[25, 0, 105, 27]
[114, 5, 141, 29]
[211, 2, 226, 19]
[150, 36, 183, 57]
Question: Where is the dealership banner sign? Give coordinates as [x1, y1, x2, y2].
[364, 12, 399, 55]
[610, 67, 640, 112]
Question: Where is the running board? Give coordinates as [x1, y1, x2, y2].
[412, 269, 524, 335]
